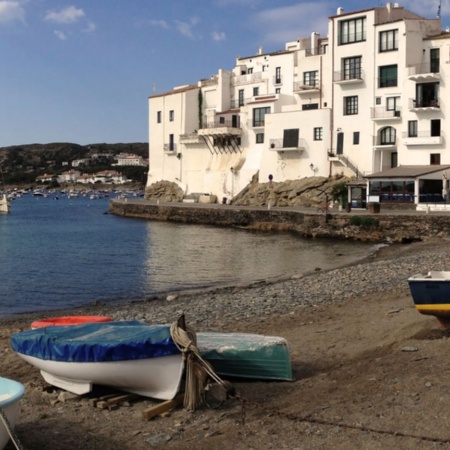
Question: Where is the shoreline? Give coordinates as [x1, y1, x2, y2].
[2, 237, 449, 449]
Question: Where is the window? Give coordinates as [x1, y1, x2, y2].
[248, 68, 253, 74]
[169, 134, 174, 151]
[157, 111, 161, 123]
[430, 48, 440, 73]
[379, 65, 397, 87]
[275, 88, 281, 94]
[339, 17, 366, 45]
[169, 110, 174, 121]
[380, 127, 396, 145]
[343, 56, 362, 80]
[431, 119, 441, 137]
[314, 127, 323, 141]
[283, 129, 299, 148]
[303, 71, 318, 87]
[408, 120, 417, 137]
[252, 106, 270, 126]
[344, 96, 358, 115]
[256, 133, 264, 143]
[238, 89, 244, 107]
[431, 153, 441, 165]
[386, 96, 400, 111]
[391, 152, 398, 168]
[353, 132, 360, 145]
[379, 29, 398, 52]
[253, 87, 259, 96]
[375, 97, 381, 105]
[219, 117, 225, 124]
[415, 82, 439, 107]
[275, 67, 281, 84]
[302, 103, 318, 110]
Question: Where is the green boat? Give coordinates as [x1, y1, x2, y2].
[197, 332, 293, 381]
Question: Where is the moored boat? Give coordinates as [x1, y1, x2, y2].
[0, 377, 25, 450]
[408, 271, 450, 327]
[0, 194, 9, 214]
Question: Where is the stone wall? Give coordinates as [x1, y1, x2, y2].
[109, 199, 450, 243]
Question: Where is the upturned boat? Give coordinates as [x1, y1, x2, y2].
[0, 376, 25, 450]
[408, 271, 450, 327]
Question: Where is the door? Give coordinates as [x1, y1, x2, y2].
[337, 132, 344, 155]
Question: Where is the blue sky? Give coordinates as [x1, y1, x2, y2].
[0, 0, 446, 146]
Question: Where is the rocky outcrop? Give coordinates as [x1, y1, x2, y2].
[144, 181, 183, 203]
[145, 174, 351, 208]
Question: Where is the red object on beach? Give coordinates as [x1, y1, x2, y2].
[31, 316, 112, 329]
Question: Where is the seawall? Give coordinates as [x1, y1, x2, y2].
[109, 199, 450, 243]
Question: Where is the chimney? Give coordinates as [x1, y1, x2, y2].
[337, 7, 344, 15]
[258, 46, 263, 55]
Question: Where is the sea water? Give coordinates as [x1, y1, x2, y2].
[0, 193, 375, 316]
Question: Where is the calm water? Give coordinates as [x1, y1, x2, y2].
[0, 193, 376, 316]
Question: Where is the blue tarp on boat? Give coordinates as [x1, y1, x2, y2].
[10, 321, 181, 363]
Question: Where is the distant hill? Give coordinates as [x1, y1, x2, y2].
[0, 142, 148, 185]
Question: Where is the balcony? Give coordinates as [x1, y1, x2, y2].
[164, 143, 177, 153]
[409, 98, 440, 111]
[232, 72, 264, 86]
[408, 63, 440, 82]
[372, 136, 397, 149]
[269, 138, 306, 152]
[371, 107, 401, 121]
[198, 120, 241, 137]
[333, 69, 364, 84]
[273, 75, 282, 86]
[179, 133, 200, 144]
[293, 80, 320, 95]
[402, 130, 443, 146]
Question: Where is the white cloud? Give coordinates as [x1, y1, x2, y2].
[83, 21, 96, 33]
[148, 19, 169, 29]
[212, 31, 226, 41]
[252, 2, 332, 46]
[0, 1, 25, 24]
[54, 30, 67, 40]
[45, 6, 85, 24]
[174, 17, 200, 39]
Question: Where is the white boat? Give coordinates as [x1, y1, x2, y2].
[408, 271, 450, 327]
[0, 377, 25, 450]
[11, 321, 184, 400]
[0, 194, 9, 214]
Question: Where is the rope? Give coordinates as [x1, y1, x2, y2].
[170, 318, 233, 412]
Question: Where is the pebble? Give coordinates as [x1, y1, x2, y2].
[98, 246, 443, 330]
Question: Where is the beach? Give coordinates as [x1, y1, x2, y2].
[2, 238, 450, 449]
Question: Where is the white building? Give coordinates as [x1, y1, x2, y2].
[57, 170, 81, 184]
[148, 3, 450, 207]
[112, 153, 148, 167]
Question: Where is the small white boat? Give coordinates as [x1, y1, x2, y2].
[408, 271, 450, 327]
[11, 321, 184, 400]
[0, 377, 25, 450]
[0, 194, 9, 214]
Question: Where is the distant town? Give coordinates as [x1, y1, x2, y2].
[0, 142, 148, 187]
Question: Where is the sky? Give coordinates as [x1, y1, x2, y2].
[0, 0, 447, 147]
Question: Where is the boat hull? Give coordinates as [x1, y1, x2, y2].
[197, 332, 293, 381]
[18, 353, 184, 400]
[408, 271, 450, 327]
[0, 377, 25, 450]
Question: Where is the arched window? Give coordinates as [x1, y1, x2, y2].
[380, 127, 396, 145]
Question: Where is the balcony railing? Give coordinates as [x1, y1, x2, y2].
[333, 69, 364, 83]
[164, 143, 177, 152]
[408, 63, 440, 76]
[372, 136, 397, 146]
[273, 75, 282, 85]
[293, 80, 320, 92]
[230, 98, 252, 108]
[410, 98, 440, 109]
[201, 120, 241, 129]
[232, 72, 263, 86]
[402, 130, 442, 139]
[402, 130, 443, 146]
[370, 107, 401, 120]
[269, 138, 306, 151]
[305, 47, 326, 57]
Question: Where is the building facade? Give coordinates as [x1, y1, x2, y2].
[148, 3, 449, 204]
